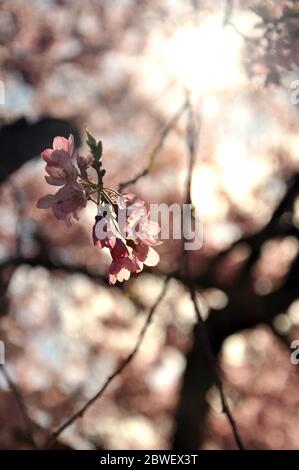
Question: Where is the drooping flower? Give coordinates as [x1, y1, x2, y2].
[41, 135, 78, 186]
[93, 193, 161, 284]
[124, 194, 161, 247]
[37, 181, 87, 226]
[131, 242, 160, 267]
[37, 131, 162, 284]
[108, 238, 137, 285]
[37, 134, 93, 225]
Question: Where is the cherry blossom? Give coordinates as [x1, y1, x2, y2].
[93, 194, 161, 284]
[37, 132, 161, 283]
[37, 181, 87, 226]
[41, 135, 78, 186]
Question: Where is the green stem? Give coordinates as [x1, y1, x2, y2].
[79, 174, 97, 187]
[88, 197, 98, 205]
[105, 187, 122, 197]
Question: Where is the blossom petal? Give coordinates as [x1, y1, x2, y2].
[36, 194, 56, 209]
[41, 148, 53, 163]
[143, 247, 160, 266]
[53, 136, 70, 152]
[45, 175, 67, 186]
[108, 274, 117, 285]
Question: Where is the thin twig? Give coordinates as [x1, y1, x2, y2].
[189, 287, 245, 450]
[226, 21, 258, 41]
[0, 185, 38, 449]
[185, 101, 200, 206]
[118, 100, 188, 192]
[0, 365, 38, 449]
[181, 99, 245, 449]
[44, 276, 171, 449]
[223, 0, 234, 26]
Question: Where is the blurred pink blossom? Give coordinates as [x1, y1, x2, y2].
[37, 181, 87, 226]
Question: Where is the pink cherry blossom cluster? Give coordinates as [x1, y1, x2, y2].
[37, 135, 91, 226]
[37, 133, 161, 284]
[93, 193, 161, 284]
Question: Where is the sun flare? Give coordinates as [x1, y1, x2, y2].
[164, 15, 244, 94]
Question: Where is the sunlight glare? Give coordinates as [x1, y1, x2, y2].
[164, 15, 244, 94]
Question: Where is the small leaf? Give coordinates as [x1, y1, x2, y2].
[86, 130, 97, 147]
[85, 130, 105, 186]
[86, 130, 103, 163]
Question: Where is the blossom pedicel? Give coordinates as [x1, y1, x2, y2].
[37, 132, 161, 284]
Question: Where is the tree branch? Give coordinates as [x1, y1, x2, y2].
[173, 99, 245, 450]
[44, 275, 171, 449]
[118, 100, 188, 192]
[0, 365, 38, 449]
[189, 287, 245, 450]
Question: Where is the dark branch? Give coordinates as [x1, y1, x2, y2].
[173, 99, 245, 450]
[44, 275, 171, 449]
[189, 287, 245, 450]
[118, 100, 188, 191]
[0, 365, 38, 449]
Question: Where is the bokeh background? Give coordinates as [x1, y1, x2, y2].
[1, 0, 299, 450]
